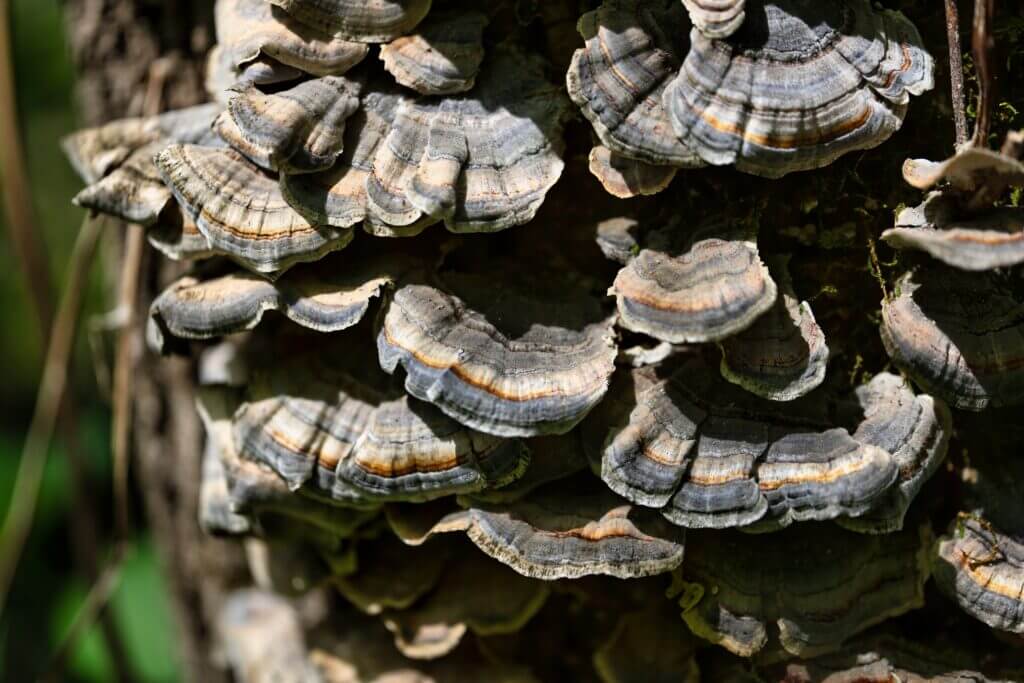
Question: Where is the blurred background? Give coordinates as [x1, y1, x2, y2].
[0, 1, 179, 680]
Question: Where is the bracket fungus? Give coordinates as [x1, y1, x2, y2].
[148, 254, 413, 348]
[598, 360, 949, 532]
[366, 45, 572, 234]
[881, 266, 1024, 411]
[663, 0, 934, 177]
[215, 0, 368, 78]
[281, 88, 409, 229]
[682, 0, 746, 39]
[673, 523, 932, 657]
[156, 144, 355, 274]
[884, 193, 1024, 272]
[377, 271, 617, 438]
[903, 138, 1024, 212]
[267, 0, 432, 44]
[567, 0, 704, 170]
[231, 345, 529, 505]
[379, 11, 488, 95]
[215, 75, 362, 174]
[388, 476, 686, 581]
[587, 146, 679, 199]
[609, 221, 777, 344]
[218, 590, 321, 683]
[334, 534, 450, 615]
[718, 256, 828, 401]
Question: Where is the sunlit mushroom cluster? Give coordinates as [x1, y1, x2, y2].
[64, 0, 1024, 680]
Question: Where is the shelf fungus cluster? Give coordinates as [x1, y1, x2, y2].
[63, 0, 1023, 678]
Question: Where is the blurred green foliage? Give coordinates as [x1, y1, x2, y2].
[0, 1, 179, 680]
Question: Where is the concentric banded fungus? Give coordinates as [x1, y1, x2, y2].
[600, 361, 948, 532]
[883, 195, 1024, 271]
[156, 144, 354, 274]
[462, 432, 589, 505]
[218, 590, 320, 683]
[148, 204, 216, 261]
[675, 523, 932, 656]
[881, 266, 1024, 411]
[216, 0, 368, 77]
[234, 351, 529, 504]
[592, 605, 700, 683]
[366, 45, 572, 234]
[382, 551, 549, 659]
[62, 103, 222, 185]
[587, 146, 679, 199]
[67, 104, 223, 225]
[903, 144, 1024, 211]
[200, 441, 252, 536]
[215, 76, 362, 174]
[934, 516, 1024, 636]
[718, 256, 828, 400]
[335, 534, 449, 614]
[267, 0, 432, 43]
[148, 254, 411, 347]
[206, 45, 304, 102]
[281, 88, 408, 229]
[388, 477, 685, 580]
[199, 385, 380, 539]
[663, 0, 934, 177]
[377, 271, 617, 437]
[609, 222, 777, 344]
[567, 0, 704, 168]
[379, 11, 488, 95]
[682, 0, 746, 39]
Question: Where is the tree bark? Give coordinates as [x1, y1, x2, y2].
[61, 2, 248, 680]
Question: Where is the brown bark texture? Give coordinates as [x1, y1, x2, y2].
[61, 2, 248, 680]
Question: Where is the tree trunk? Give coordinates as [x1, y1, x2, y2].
[61, 2, 247, 680]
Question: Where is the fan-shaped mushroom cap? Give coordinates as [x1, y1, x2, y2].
[335, 534, 449, 614]
[903, 145, 1024, 211]
[149, 255, 409, 346]
[156, 144, 354, 274]
[683, 0, 746, 39]
[599, 361, 949, 531]
[282, 88, 409, 229]
[388, 477, 686, 580]
[377, 271, 617, 438]
[215, 76, 362, 174]
[267, 0, 431, 43]
[218, 589, 320, 683]
[567, 0, 703, 168]
[934, 516, 1024, 636]
[718, 256, 828, 400]
[72, 141, 173, 225]
[366, 44, 572, 233]
[593, 604, 700, 683]
[380, 11, 488, 95]
[595, 217, 642, 265]
[675, 523, 932, 657]
[382, 550, 549, 659]
[587, 146, 679, 199]
[234, 348, 529, 504]
[62, 103, 222, 185]
[883, 195, 1024, 271]
[664, 0, 934, 177]
[198, 385, 381, 539]
[610, 222, 777, 344]
[216, 0, 368, 77]
[881, 267, 1024, 411]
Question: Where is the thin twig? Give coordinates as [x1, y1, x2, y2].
[0, 0, 55, 333]
[944, 0, 969, 147]
[112, 225, 145, 541]
[41, 542, 131, 683]
[971, 0, 996, 147]
[0, 214, 105, 621]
